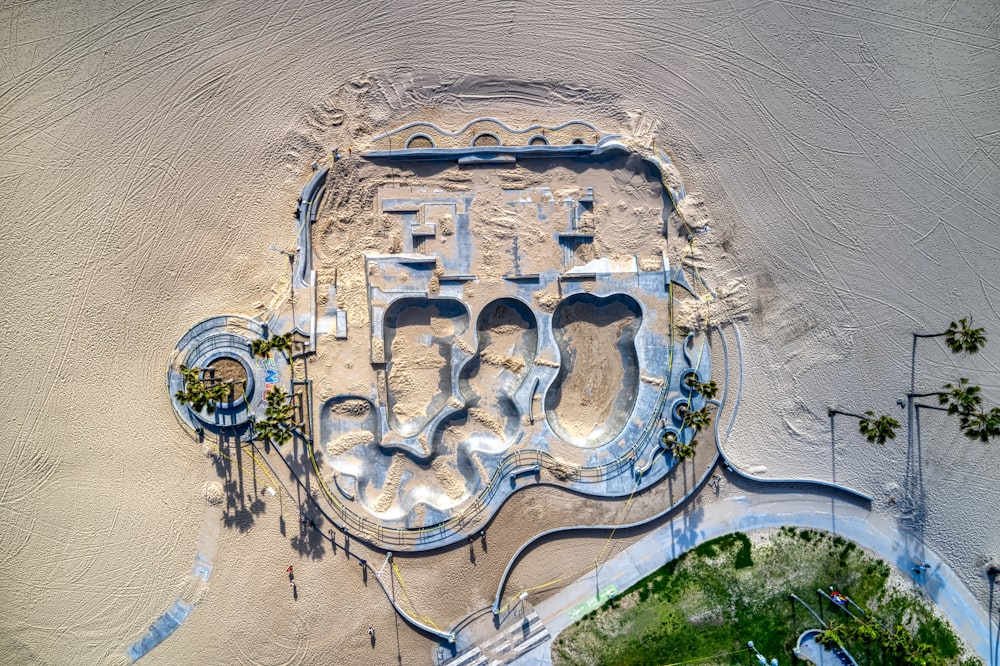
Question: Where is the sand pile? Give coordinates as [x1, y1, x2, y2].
[480, 349, 525, 374]
[327, 398, 371, 417]
[548, 299, 637, 442]
[327, 431, 374, 456]
[371, 453, 407, 514]
[388, 335, 447, 422]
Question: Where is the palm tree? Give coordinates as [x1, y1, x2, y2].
[250, 338, 271, 357]
[255, 410, 290, 446]
[914, 317, 987, 355]
[938, 378, 982, 416]
[660, 429, 696, 460]
[683, 407, 712, 431]
[269, 332, 293, 359]
[265, 387, 294, 421]
[960, 407, 1000, 443]
[179, 364, 200, 383]
[815, 627, 842, 645]
[180, 387, 216, 414]
[853, 620, 881, 642]
[944, 317, 986, 355]
[175, 387, 203, 413]
[911, 318, 987, 396]
[270, 422, 292, 446]
[673, 440, 697, 460]
[205, 382, 230, 403]
[859, 410, 900, 445]
[697, 380, 719, 400]
[175, 365, 223, 415]
[253, 386, 296, 446]
[683, 374, 719, 401]
[829, 408, 900, 445]
[253, 417, 276, 444]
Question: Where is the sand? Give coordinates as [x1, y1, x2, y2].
[547, 299, 638, 443]
[327, 430, 375, 456]
[3, 1, 999, 664]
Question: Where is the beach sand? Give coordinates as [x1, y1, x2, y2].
[2, 1, 998, 663]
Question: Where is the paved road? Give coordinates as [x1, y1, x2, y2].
[509, 482, 992, 665]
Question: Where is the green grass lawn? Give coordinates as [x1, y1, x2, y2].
[551, 527, 977, 666]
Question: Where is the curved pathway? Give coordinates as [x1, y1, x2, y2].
[506, 475, 991, 665]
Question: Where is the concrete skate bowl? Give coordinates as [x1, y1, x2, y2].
[545, 293, 642, 448]
[382, 297, 469, 437]
[320, 397, 378, 455]
[458, 298, 538, 443]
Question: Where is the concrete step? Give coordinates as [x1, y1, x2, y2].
[440, 611, 550, 666]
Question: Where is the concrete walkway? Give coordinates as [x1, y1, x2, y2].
[508, 482, 992, 664]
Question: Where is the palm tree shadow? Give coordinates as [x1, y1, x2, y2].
[215, 431, 275, 533]
[289, 511, 327, 559]
[249, 496, 266, 516]
[829, 412, 838, 532]
[900, 400, 933, 556]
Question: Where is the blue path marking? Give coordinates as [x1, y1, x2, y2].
[127, 599, 193, 662]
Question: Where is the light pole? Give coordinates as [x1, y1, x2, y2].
[267, 244, 301, 373]
[268, 244, 299, 306]
[747, 641, 778, 666]
[268, 244, 298, 261]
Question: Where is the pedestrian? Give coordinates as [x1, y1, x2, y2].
[368, 626, 374, 637]
[286, 565, 293, 574]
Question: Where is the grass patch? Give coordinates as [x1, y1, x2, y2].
[551, 528, 972, 666]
